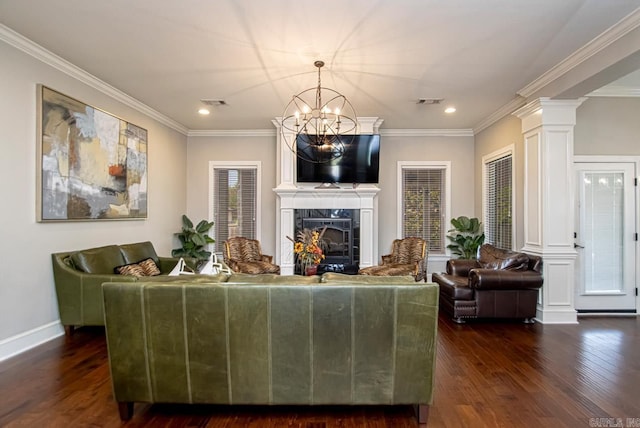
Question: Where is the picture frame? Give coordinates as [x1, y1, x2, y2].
[36, 85, 148, 221]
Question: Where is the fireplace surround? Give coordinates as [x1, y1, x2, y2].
[273, 117, 383, 275]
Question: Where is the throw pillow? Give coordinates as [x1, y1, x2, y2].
[114, 258, 161, 277]
[114, 262, 146, 277]
[138, 258, 161, 276]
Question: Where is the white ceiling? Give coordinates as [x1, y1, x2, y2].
[1, 0, 639, 132]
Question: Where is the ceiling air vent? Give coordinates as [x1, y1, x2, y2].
[200, 99, 227, 106]
[416, 98, 443, 105]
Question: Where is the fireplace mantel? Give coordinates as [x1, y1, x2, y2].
[273, 117, 382, 275]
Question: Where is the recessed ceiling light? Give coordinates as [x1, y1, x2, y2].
[444, 107, 456, 114]
[198, 108, 210, 115]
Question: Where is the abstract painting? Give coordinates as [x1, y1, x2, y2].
[37, 86, 148, 221]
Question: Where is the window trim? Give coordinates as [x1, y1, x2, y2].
[208, 161, 262, 252]
[482, 146, 515, 250]
[397, 161, 452, 255]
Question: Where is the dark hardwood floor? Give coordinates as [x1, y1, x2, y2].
[1, 313, 638, 427]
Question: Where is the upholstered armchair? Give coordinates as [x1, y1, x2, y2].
[358, 237, 427, 281]
[432, 244, 543, 323]
[223, 237, 280, 274]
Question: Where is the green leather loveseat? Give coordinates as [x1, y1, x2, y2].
[52, 241, 205, 335]
[102, 273, 439, 424]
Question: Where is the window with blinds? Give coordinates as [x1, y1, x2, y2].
[212, 167, 257, 253]
[484, 154, 512, 249]
[402, 168, 446, 253]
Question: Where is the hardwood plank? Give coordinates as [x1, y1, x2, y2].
[0, 316, 638, 427]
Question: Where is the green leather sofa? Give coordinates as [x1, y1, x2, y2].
[52, 241, 210, 335]
[102, 273, 439, 424]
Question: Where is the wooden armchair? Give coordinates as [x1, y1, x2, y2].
[223, 237, 280, 274]
[358, 237, 427, 281]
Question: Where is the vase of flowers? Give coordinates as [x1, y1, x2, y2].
[288, 227, 326, 275]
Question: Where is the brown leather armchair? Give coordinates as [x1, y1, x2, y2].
[432, 244, 543, 323]
[358, 237, 427, 281]
[223, 237, 280, 274]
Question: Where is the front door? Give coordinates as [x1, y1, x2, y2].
[574, 162, 637, 312]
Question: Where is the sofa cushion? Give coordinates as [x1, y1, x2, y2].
[226, 273, 320, 284]
[119, 241, 159, 264]
[478, 245, 529, 271]
[321, 272, 416, 284]
[70, 245, 126, 274]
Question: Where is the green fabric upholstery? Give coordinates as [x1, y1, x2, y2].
[102, 279, 439, 419]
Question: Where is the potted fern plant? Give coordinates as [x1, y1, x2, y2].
[172, 215, 215, 264]
[446, 216, 485, 259]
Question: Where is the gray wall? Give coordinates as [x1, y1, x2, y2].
[575, 97, 640, 155]
[376, 134, 475, 257]
[473, 115, 525, 250]
[186, 135, 278, 255]
[0, 39, 188, 360]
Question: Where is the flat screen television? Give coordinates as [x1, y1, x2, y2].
[296, 134, 380, 184]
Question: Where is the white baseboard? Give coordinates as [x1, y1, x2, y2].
[535, 308, 579, 324]
[0, 321, 65, 363]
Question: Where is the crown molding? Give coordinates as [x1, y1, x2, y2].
[188, 129, 277, 137]
[587, 85, 640, 97]
[379, 129, 474, 137]
[517, 8, 640, 99]
[472, 96, 528, 134]
[0, 24, 189, 135]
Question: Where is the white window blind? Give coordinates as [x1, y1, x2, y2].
[484, 154, 512, 249]
[212, 167, 257, 253]
[402, 168, 445, 253]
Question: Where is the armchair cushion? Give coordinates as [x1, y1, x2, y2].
[478, 245, 529, 271]
[223, 237, 280, 275]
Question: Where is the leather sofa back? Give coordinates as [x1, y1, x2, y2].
[103, 281, 438, 407]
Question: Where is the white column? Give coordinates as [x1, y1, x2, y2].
[513, 98, 585, 324]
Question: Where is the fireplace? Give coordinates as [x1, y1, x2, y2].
[295, 209, 359, 273]
[273, 116, 383, 275]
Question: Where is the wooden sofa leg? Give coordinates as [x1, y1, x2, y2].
[413, 404, 430, 425]
[63, 325, 75, 336]
[118, 402, 134, 420]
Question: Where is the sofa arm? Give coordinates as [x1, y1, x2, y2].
[468, 269, 543, 290]
[446, 259, 480, 276]
[52, 254, 137, 327]
[260, 254, 274, 264]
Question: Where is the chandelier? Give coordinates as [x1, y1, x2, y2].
[281, 60, 358, 163]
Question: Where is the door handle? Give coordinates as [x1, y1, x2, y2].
[574, 243, 584, 249]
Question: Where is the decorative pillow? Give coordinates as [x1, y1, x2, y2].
[138, 258, 161, 276]
[114, 262, 146, 277]
[114, 258, 161, 277]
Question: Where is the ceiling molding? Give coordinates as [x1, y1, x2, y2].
[379, 129, 474, 137]
[188, 129, 277, 138]
[473, 96, 528, 134]
[0, 24, 189, 135]
[587, 85, 640, 97]
[517, 8, 640, 99]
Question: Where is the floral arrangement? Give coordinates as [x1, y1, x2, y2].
[288, 227, 326, 272]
